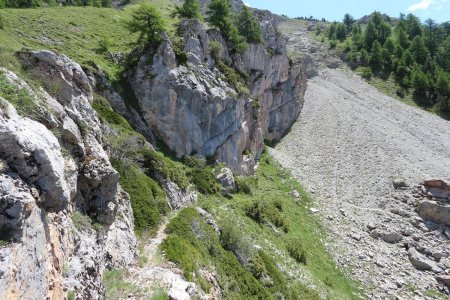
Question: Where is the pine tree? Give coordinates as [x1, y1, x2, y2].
[364, 20, 377, 50]
[424, 18, 438, 56]
[127, 4, 166, 46]
[207, 0, 234, 38]
[343, 13, 355, 33]
[436, 70, 450, 96]
[173, 0, 203, 20]
[411, 65, 430, 96]
[410, 35, 428, 64]
[405, 14, 422, 38]
[328, 23, 337, 40]
[336, 23, 347, 41]
[441, 36, 450, 73]
[383, 38, 395, 54]
[237, 5, 263, 43]
[370, 40, 383, 70]
[397, 28, 410, 49]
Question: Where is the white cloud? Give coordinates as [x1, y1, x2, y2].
[244, 1, 251, 6]
[407, 0, 433, 11]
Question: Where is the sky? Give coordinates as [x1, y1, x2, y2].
[244, 0, 450, 23]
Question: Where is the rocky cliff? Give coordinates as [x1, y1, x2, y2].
[128, 16, 306, 174]
[0, 51, 136, 299]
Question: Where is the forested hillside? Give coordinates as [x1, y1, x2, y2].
[320, 12, 450, 119]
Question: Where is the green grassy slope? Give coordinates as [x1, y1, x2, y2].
[0, 7, 138, 78]
[162, 153, 362, 299]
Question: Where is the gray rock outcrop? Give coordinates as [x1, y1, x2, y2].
[128, 18, 306, 174]
[0, 51, 137, 299]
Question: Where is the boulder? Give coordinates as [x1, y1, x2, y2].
[381, 232, 403, 244]
[408, 248, 440, 271]
[215, 167, 236, 195]
[392, 177, 408, 189]
[435, 275, 450, 287]
[417, 200, 450, 227]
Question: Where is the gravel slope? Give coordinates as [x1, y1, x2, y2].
[270, 67, 450, 299]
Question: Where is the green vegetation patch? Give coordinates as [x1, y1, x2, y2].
[0, 70, 39, 118]
[103, 269, 141, 300]
[0, 7, 138, 79]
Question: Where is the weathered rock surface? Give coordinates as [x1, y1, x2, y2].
[129, 18, 306, 174]
[0, 52, 137, 299]
[418, 200, 450, 227]
[215, 167, 236, 195]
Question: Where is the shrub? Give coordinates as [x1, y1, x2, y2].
[209, 41, 222, 61]
[112, 159, 168, 230]
[246, 199, 289, 232]
[97, 36, 111, 54]
[162, 208, 273, 299]
[359, 66, 373, 79]
[286, 238, 307, 264]
[0, 13, 5, 30]
[72, 211, 93, 231]
[140, 148, 190, 190]
[0, 71, 39, 118]
[215, 60, 250, 96]
[235, 175, 257, 195]
[187, 167, 220, 195]
[93, 95, 134, 131]
[183, 154, 206, 168]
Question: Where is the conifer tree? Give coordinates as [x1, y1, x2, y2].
[410, 35, 428, 64]
[127, 4, 166, 46]
[173, 0, 202, 20]
[237, 5, 263, 43]
[207, 0, 234, 37]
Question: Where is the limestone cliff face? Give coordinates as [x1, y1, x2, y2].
[129, 17, 306, 174]
[0, 52, 136, 300]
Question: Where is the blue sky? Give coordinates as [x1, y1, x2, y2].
[244, 0, 450, 23]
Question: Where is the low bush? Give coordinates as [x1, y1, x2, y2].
[359, 66, 373, 79]
[246, 199, 289, 232]
[187, 167, 220, 195]
[235, 175, 257, 195]
[112, 159, 168, 231]
[286, 238, 307, 264]
[0, 70, 39, 118]
[141, 148, 190, 190]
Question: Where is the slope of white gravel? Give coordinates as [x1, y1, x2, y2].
[270, 67, 450, 299]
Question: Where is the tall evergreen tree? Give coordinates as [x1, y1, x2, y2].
[328, 23, 337, 40]
[370, 40, 383, 70]
[364, 20, 377, 50]
[127, 4, 166, 45]
[207, 0, 234, 38]
[410, 35, 428, 64]
[237, 5, 262, 43]
[343, 13, 355, 33]
[405, 14, 422, 38]
[173, 0, 202, 20]
[336, 23, 347, 41]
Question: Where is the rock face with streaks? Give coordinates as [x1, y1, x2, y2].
[128, 16, 306, 174]
[0, 51, 136, 300]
